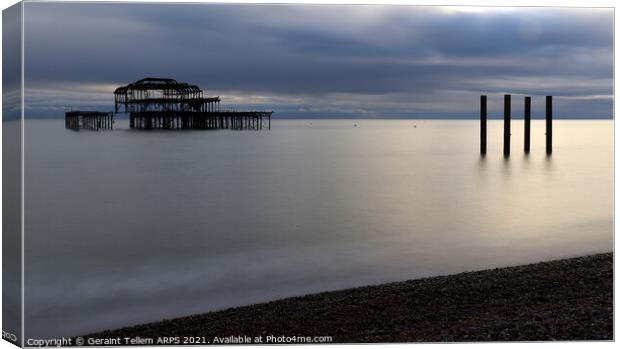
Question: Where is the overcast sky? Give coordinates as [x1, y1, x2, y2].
[21, 3, 613, 118]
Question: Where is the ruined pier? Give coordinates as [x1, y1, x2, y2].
[128, 111, 271, 130]
[65, 111, 114, 131]
[114, 78, 272, 130]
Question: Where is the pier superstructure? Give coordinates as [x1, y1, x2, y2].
[113, 78, 271, 130]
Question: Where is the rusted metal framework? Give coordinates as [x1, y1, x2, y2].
[114, 77, 220, 113]
[65, 111, 114, 131]
[114, 77, 271, 130]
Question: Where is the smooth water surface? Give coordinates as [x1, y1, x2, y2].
[24, 119, 613, 338]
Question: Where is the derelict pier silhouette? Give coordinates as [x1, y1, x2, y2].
[65, 77, 272, 131]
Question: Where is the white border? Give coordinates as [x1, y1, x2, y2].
[0, 1, 617, 349]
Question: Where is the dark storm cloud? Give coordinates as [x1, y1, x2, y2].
[21, 3, 612, 118]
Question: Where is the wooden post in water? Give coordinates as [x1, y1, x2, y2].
[546, 96, 553, 155]
[503, 94, 511, 157]
[524, 96, 531, 154]
[480, 95, 487, 155]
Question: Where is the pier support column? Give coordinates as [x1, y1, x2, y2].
[524, 96, 531, 154]
[546, 96, 553, 155]
[480, 95, 487, 155]
[503, 94, 511, 157]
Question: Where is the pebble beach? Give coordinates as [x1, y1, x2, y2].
[86, 253, 613, 343]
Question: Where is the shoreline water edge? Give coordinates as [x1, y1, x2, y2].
[81, 253, 612, 343]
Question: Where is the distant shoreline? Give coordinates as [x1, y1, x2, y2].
[85, 253, 612, 343]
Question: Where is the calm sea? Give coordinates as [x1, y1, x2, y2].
[23, 119, 613, 338]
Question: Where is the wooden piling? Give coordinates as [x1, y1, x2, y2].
[524, 96, 531, 153]
[480, 95, 487, 155]
[503, 94, 511, 157]
[546, 96, 552, 155]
